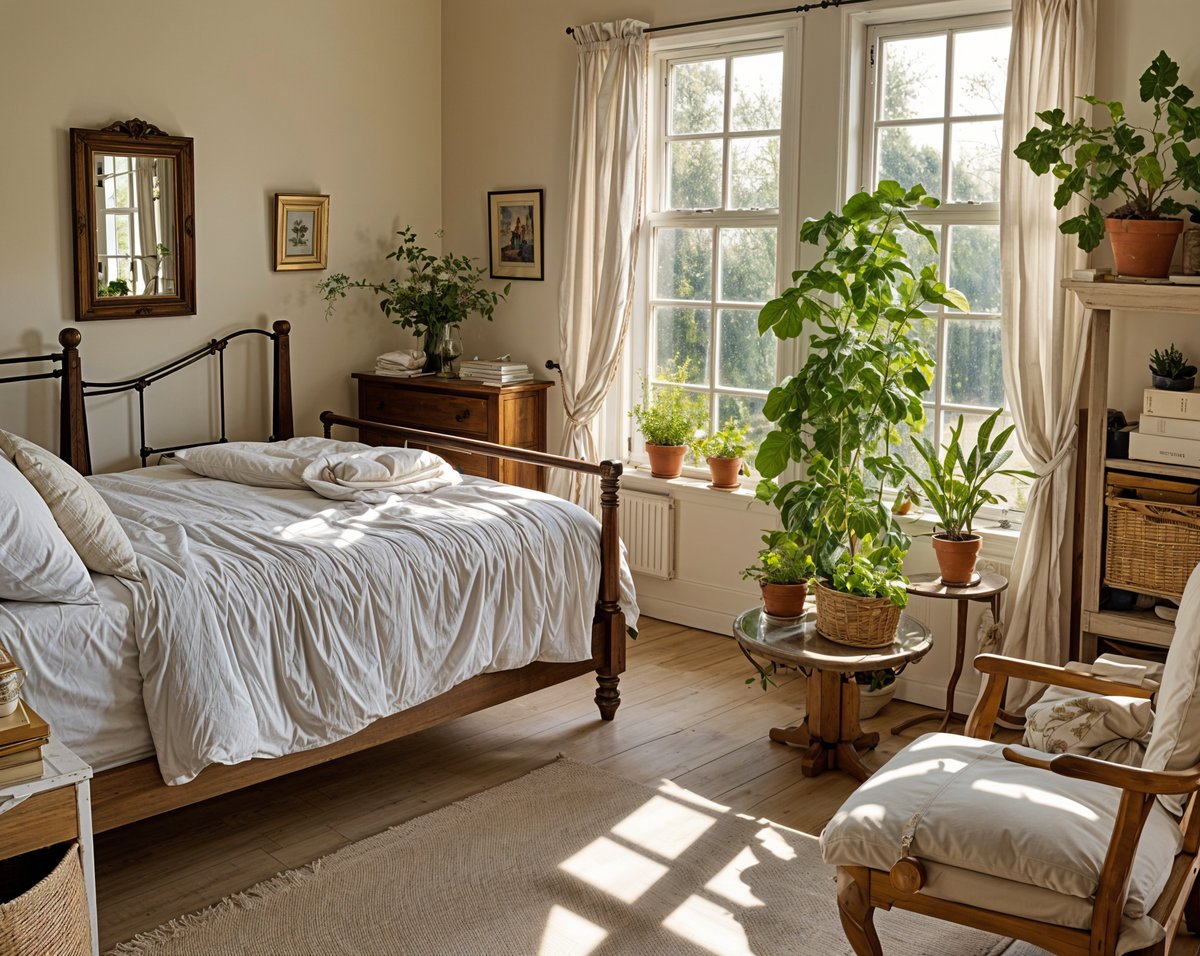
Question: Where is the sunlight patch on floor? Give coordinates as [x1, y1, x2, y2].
[704, 845, 764, 908]
[538, 904, 608, 956]
[663, 894, 754, 956]
[611, 795, 717, 861]
[755, 825, 797, 861]
[559, 836, 670, 903]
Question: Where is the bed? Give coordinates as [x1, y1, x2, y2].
[0, 324, 632, 856]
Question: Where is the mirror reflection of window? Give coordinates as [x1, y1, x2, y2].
[93, 154, 176, 297]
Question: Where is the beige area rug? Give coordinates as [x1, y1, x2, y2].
[110, 759, 1041, 956]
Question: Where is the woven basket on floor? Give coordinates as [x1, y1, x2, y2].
[0, 842, 90, 956]
[1105, 492, 1200, 600]
[814, 580, 902, 648]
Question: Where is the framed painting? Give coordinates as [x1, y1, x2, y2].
[274, 194, 329, 271]
[488, 189, 543, 281]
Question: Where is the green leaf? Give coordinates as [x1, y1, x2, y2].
[1135, 154, 1165, 189]
[755, 431, 791, 480]
[1140, 50, 1180, 103]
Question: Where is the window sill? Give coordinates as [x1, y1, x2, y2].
[620, 466, 772, 513]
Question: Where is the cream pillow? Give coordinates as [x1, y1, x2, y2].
[0, 430, 139, 581]
[1024, 694, 1153, 767]
[0, 454, 95, 603]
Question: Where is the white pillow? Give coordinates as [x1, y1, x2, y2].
[174, 437, 369, 488]
[0, 430, 139, 581]
[0, 454, 96, 604]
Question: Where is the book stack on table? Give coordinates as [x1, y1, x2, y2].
[458, 360, 533, 386]
[1131, 390, 1200, 467]
[0, 645, 49, 786]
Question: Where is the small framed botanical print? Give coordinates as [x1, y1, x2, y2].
[488, 189, 544, 281]
[274, 194, 329, 271]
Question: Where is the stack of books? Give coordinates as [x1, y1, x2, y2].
[0, 701, 49, 785]
[1131, 390, 1200, 466]
[458, 359, 533, 387]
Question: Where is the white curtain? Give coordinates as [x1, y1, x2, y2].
[134, 158, 159, 292]
[998, 0, 1097, 709]
[549, 19, 648, 509]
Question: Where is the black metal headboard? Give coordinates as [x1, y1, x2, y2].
[0, 328, 88, 470]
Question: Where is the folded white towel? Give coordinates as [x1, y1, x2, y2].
[376, 349, 426, 371]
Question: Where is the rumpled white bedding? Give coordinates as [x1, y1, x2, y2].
[4, 458, 637, 785]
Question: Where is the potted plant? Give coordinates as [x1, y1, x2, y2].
[742, 531, 815, 619]
[1014, 51, 1200, 278]
[317, 226, 510, 372]
[629, 361, 706, 479]
[855, 669, 897, 720]
[899, 408, 1036, 585]
[693, 420, 753, 490]
[754, 181, 968, 647]
[1149, 343, 1197, 391]
[892, 483, 921, 516]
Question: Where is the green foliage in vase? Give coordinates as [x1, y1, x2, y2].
[831, 553, 909, 608]
[1149, 343, 1197, 380]
[854, 668, 896, 691]
[693, 419, 754, 461]
[629, 360, 707, 447]
[97, 278, 131, 297]
[1014, 51, 1200, 251]
[754, 181, 967, 602]
[899, 407, 1036, 540]
[317, 226, 510, 337]
[741, 530, 814, 586]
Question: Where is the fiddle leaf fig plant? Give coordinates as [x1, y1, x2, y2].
[755, 180, 967, 602]
[1014, 50, 1200, 251]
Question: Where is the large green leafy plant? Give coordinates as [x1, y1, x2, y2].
[755, 181, 967, 601]
[318, 227, 509, 336]
[1014, 51, 1200, 251]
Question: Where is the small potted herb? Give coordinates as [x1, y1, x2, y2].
[1149, 343, 1197, 391]
[693, 420, 753, 490]
[742, 531, 815, 619]
[891, 483, 922, 516]
[855, 669, 897, 719]
[629, 361, 706, 479]
[899, 408, 1036, 585]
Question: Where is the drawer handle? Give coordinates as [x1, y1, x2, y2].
[455, 410, 470, 423]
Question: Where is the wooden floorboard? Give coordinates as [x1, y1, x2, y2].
[94, 618, 1200, 953]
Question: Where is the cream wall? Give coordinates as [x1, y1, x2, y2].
[0, 0, 441, 472]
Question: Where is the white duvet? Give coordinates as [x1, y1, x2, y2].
[82, 456, 636, 785]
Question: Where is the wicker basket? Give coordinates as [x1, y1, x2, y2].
[1105, 492, 1200, 600]
[0, 843, 90, 956]
[814, 580, 902, 648]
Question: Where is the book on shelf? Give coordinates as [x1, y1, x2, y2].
[460, 367, 529, 378]
[0, 700, 49, 750]
[1128, 430, 1200, 468]
[1140, 414, 1200, 441]
[1143, 388, 1200, 421]
[460, 377, 535, 387]
[0, 736, 48, 761]
[0, 755, 43, 786]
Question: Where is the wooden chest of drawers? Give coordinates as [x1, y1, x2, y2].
[352, 373, 554, 491]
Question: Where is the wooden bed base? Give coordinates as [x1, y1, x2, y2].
[0, 328, 625, 858]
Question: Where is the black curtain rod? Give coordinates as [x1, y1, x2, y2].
[565, 0, 873, 36]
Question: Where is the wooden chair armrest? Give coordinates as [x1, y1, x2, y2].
[975, 654, 1155, 699]
[1003, 746, 1200, 795]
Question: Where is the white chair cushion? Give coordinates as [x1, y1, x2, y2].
[820, 733, 1181, 918]
[0, 454, 95, 604]
[1143, 563, 1200, 816]
[0, 430, 139, 581]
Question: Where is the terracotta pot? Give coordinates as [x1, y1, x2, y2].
[645, 442, 687, 479]
[707, 456, 743, 489]
[1106, 218, 1183, 278]
[931, 533, 983, 586]
[760, 581, 808, 619]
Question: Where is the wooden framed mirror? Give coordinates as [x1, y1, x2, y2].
[70, 118, 196, 321]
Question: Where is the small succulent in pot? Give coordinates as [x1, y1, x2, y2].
[1149, 343, 1197, 391]
[743, 531, 815, 619]
[692, 420, 754, 490]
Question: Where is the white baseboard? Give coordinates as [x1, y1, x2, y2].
[636, 595, 739, 637]
[895, 673, 981, 715]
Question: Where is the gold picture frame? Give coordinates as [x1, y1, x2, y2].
[274, 194, 329, 271]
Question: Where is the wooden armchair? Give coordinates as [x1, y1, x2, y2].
[821, 652, 1200, 956]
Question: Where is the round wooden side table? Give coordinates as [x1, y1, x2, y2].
[890, 570, 1008, 736]
[733, 606, 933, 782]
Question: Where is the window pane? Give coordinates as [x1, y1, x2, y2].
[729, 136, 779, 210]
[655, 228, 712, 301]
[719, 228, 776, 303]
[718, 394, 771, 451]
[668, 139, 722, 210]
[952, 27, 1010, 116]
[655, 307, 710, 384]
[877, 124, 943, 197]
[891, 416, 935, 485]
[880, 34, 946, 120]
[718, 309, 775, 390]
[950, 120, 1001, 203]
[947, 224, 1000, 313]
[942, 410, 1031, 508]
[670, 59, 725, 135]
[896, 225, 941, 280]
[730, 51, 783, 131]
[114, 175, 131, 208]
[944, 318, 1004, 407]
[114, 217, 131, 255]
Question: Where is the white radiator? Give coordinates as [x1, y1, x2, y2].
[619, 490, 674, 580]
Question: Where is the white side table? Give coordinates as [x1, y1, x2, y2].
[0, 739, 96, 956]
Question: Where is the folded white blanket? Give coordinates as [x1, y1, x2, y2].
[377, 348, 426, 371]
[175, 438, 461, 502]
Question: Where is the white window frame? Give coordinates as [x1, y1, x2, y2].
[624, 23, 802, 482]
[862, 10, 1021, 518]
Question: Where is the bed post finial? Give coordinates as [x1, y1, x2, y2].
[595, 459, 625, 720]
[57, 327, 91, 475]
[271, 320, 294, 442]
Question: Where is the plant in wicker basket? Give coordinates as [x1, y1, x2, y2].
[753, 181, 967, 647]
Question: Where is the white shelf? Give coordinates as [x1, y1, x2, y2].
[1106, 458, 1200, 481]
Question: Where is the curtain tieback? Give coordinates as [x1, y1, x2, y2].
[1033, 426, 1077, 479]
